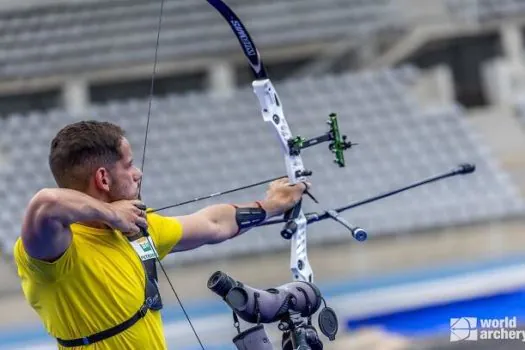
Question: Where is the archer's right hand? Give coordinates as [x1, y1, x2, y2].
[107, 200, 148, 235]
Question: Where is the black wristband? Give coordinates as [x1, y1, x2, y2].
[231, 201, 266, 236]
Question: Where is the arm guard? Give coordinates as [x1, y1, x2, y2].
[231, 201, 267, 236]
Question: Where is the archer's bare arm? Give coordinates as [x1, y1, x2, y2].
[172, 202, 266, 253]
[171, 179, 309, 253]
[21, 188, 146, 262]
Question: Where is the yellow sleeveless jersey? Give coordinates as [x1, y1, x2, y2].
[13, 212, 184, 350]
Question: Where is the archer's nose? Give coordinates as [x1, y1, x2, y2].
[134, 167, 143, 182]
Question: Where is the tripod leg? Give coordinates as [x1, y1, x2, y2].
[282, 326, 323, 350]
[232, 325, 274, 350]
[282, 331, 293, 350]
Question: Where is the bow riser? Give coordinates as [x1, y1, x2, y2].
[252, 79, 313, 284]
[290, 214, 311, 283]
[253, 80, 306, 184]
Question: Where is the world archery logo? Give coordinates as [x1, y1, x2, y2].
[450, 317, 478, 341]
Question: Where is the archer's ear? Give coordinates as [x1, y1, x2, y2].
[93, 167, 111, 193]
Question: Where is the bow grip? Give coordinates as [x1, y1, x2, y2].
[280, 199, 302, 240]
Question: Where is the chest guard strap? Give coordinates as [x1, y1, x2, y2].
[55, 232, 163, 347]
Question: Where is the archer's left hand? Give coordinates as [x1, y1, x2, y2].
[260, 178, 311, 218]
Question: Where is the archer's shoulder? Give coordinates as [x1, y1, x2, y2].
[146, 211, 183, 231]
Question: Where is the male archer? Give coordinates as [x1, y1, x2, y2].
[13, 120, 309, 349]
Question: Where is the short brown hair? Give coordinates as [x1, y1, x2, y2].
[49, 120, 125, 189]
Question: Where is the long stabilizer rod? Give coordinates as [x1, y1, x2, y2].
[258, 163, 476, 227]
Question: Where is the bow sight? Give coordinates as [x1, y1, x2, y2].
[208, 271, 338, 350]
[287, 113, 356, 169]
[275, 112, 365, 242]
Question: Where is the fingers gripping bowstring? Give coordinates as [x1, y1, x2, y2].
[139, 0, 205, 348]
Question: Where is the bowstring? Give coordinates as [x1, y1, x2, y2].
[139, 0, 205, 348]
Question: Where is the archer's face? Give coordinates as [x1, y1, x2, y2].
[108, 137, 142, 201]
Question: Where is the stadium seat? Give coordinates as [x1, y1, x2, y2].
[0, 65, 523, 265]
[0, 0, 402, 78]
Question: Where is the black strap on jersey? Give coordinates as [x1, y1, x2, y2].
[56, 302, 149, 347]
[142, 257, 163, 310]
[56, 234, 162, 347]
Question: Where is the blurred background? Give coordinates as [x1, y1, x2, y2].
[1, 0, 525, 349]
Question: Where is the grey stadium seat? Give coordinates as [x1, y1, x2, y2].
[0, 66, 523, 266]
[0, 0, 402, 78]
